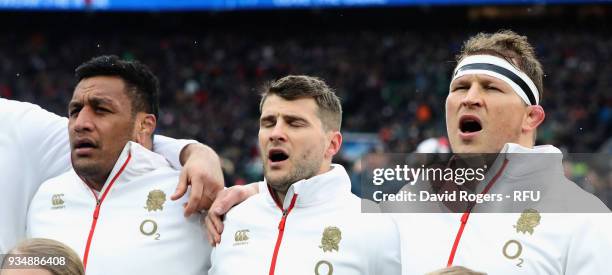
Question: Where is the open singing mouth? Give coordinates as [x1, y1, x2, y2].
[459, 115, 482, 133]
[268, 148, 289, 163]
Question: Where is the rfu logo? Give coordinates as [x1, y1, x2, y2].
[233, 229, 250, 246]
[51, 194, 65, 209]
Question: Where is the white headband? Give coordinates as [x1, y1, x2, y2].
[450, 55, 539, 105]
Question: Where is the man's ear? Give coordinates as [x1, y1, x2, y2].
[134, 113, 157, 148]
[140, 113, 157, 136]
[523, 105, 545, 133]
[325, 131, 343, 159]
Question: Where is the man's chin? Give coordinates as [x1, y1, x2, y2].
[72, 160, 100, 178]
[264, 171, 289, 185]
[452, 145, 500, 154]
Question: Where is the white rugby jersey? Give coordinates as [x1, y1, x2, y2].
[27, 142, 210, 275]
[0, 98, 193, 253]
[209, 164, 401, 275]
[0, 98, 69, 254]
[387, 143, 612, 274]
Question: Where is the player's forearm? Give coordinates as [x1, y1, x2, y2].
[180, 143, 220, 167]
[168, 140, 225, 215]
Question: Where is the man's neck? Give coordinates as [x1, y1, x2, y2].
[275, 190, 287, 206]
[270, 164, 335, 207]
[453, 153, 497, 169]
[82, 173, 110, 192]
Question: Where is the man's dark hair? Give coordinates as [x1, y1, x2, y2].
[75, 55, 159, 118]
[259, 75, 342, 131]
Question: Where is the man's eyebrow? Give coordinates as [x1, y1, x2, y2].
[260, 114, 276, 121]
[283, 114, 304, 120]
[283, 114, 309, 123]
[68, 100, 82, 110]
[88, 96, 117, 107]
[451, 78, 470, 86]
[68, 96, 118, 112]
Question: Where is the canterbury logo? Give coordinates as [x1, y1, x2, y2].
[234, 229, 250, 242]
[52, 194, 64, 205]
[51, 194, 65, 209]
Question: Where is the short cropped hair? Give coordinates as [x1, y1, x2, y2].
[75, 55, 160, 118]
[457, 30, 544, 102]
[3, 238, 84, 275]
[259, 75, 342, 131]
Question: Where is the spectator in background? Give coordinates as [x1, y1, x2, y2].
[1, 21, 609, 194]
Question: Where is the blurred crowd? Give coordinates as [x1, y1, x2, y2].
[0, 18, 610, 202]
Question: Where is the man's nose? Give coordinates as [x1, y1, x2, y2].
[72, 107, 95, 133]
[268, 122, 287, 143]
[460, 84, 484, 108]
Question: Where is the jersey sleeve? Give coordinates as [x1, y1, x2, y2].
[152, 134, 197, 169]
[565, 214, 612, 275]
[1, 99, 71, 184]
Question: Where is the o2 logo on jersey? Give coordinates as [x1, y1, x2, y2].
[314, 260, 333, 275]
[140, 219, 160, 240]
[503, 209, 540, 268]
[502, 239, 523, 267]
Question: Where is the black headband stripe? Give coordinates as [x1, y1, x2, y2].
[455, 63, 537, 105]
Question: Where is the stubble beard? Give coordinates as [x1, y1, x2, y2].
[72, 158, 111, 190]
[265, 152, 322, 196]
